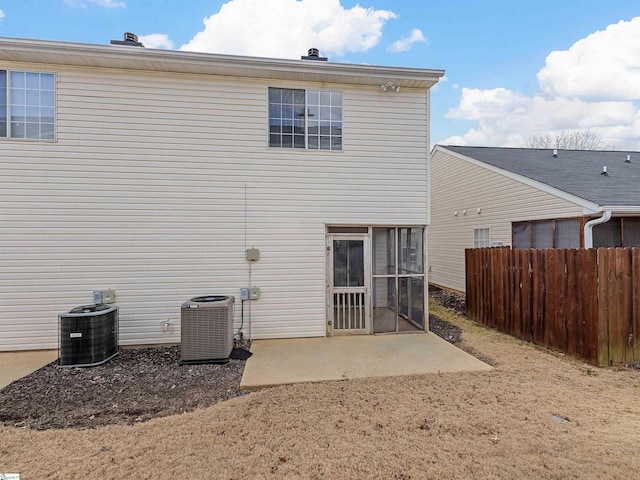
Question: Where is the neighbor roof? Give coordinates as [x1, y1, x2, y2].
[439, 145, 640, 208]
[0, 37, 444, 89]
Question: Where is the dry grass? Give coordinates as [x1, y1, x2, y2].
[2, 301, 639, 479]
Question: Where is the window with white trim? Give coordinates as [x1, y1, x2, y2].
[0, 70, 55, 140]
[473, 228, 491, 248]
[268, 87, 342, 150]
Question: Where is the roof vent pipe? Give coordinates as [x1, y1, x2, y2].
[601, 166, 609, 176]
[301, 48, 328, 61]
[553, 149, 558, 157]
[110, 32, 145, 47]
[124, 32, 138, 43]
[625, 154, 631, 163]
[584, 210, 612, 248]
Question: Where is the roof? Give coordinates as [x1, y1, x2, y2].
[437, 146, 640, 209]
[0, 37, 444, 89]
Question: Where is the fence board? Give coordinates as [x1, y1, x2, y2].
[621, 249, 633, 363]
[633, 249, 640, 362]
[582, 249, 598, 364]
[596, 249, 610, 365]
[531, 250, 544, 345]
[465, 247, 639, 366]
[546, 249, 559, 351]
[565, 249, 577, 356]
[521, 250, 532, 342]
[512, 249, 522, 338]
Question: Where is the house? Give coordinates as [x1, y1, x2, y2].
[429, 145, 640, 293]
[0, 36, 444, 351]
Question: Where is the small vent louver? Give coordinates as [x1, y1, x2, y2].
[110, 32, 145, 47]
[180, 296, 235, 364]
[301, 47, 328, 61]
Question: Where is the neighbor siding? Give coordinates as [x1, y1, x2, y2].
[0, 62, 429, 350]
[429, 149, 584, 293]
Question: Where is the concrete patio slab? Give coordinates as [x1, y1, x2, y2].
[0, 350, 58, 389]
[240, 333, 492, 389]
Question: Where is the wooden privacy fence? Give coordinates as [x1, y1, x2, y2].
[465, 247, 640, 366]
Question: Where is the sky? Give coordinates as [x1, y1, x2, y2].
[1, 0, 639, 150]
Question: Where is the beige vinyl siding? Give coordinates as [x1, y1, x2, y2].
[0, 63, 428, 350]
[429, 149, 584, 293]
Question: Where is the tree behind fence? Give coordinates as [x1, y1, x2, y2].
[465, 247, 640, 366]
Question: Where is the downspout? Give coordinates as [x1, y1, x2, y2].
[425, 88, 431, 333]
[583, 210, 612, 248]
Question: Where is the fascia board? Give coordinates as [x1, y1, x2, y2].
[0, 37, 445, 88]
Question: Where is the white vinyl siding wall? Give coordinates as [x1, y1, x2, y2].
[0, 63, 429, 350]
[429, 149, 584, 293]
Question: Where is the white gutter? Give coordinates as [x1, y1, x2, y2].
[0, 36, 445, 89]
[599, 205, 640, 214]
[584, 210, 612, 248]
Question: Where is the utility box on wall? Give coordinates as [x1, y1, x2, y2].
[240, 287, 261, 300]
[246, 248, 260, 262]
[93, 289, 116, 304]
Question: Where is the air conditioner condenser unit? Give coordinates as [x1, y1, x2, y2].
[180, 295, 235, 364]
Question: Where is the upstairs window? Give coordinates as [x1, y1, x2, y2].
[268, 87, 342, 150]
[0, 70, 55, 140]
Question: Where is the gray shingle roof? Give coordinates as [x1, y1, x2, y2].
[442, 146, 640, 207]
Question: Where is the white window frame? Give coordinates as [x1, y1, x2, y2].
[473, 228, 491, 248]
[268, 87, 342, 151]
[0, 69, 56, 141]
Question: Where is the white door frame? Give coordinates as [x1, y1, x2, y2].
[326, 233, 372, 336]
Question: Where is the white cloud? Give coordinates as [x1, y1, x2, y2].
[138, 34, 173, 50]
[443, 89, 637, 147]
[64, 0, 125, 8]
[0, 10, 5, 19]
[446, 88, 530, 121]
[442, 18, 640, 150]
[180, 0, 396, 59]
[387, 28, 426, 53]
[538, 17, 640, 101]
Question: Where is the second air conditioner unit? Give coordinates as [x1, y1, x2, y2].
[59, 304, 119, 367]
[180, 295, 235, 364]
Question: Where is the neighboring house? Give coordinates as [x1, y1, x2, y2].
[429, 145, 640, 293]
[0, 36, 444, 351]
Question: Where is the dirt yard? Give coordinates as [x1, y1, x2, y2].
[2, 301, 640, 479]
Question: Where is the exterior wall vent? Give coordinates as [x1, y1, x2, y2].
[552, 149, 558, 157]
[110, 32, 145, 47]
[301, 47, 328, 61]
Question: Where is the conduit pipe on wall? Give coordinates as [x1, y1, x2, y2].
[584, 210, 612, 248]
